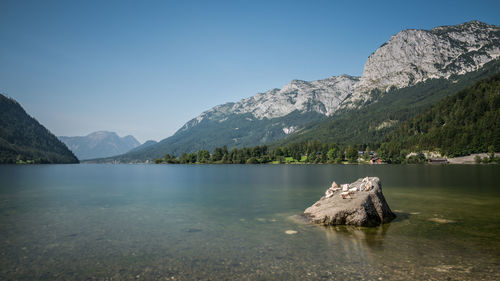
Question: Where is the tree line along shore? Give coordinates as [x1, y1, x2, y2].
[154, 141, 500, 165]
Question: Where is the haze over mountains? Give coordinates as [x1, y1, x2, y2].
[59, 131, 141, 160]
[0, 94, 149, 162]
[96, 20, 499, 163]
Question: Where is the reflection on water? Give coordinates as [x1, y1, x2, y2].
[323, 224, 391, 251]
[0, 164, 499, 280]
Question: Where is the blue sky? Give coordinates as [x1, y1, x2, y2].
[1, 0, 499, 142]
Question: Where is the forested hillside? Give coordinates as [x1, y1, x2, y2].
[378, 72, 500, 162]
[0, 94, 78, 164]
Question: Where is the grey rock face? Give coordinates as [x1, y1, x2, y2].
[304, 177, 396, 227]
[180, 75, 360, 131]
[350, 21, 500, 104]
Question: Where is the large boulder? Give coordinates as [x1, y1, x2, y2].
[303, 177, 396, 227]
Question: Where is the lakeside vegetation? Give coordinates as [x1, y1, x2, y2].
[154, 141, 500, 165]
[154, 141, 372, 164]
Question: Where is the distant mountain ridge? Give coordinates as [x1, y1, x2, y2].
[59, 131, 140, 160]
[97, 20, 500, 162]
[180, 75, 359, 132]
[0, 93, 78, 164]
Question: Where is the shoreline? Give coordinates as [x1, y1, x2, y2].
[447, 153, 500, 164]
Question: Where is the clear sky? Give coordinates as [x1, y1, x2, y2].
[1, 0, 499, 142]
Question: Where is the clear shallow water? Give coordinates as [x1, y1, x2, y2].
[0, 164, 499, 280]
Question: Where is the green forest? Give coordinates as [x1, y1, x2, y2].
[0, 94, 79, 164]
[154, 141, 370, 165]
[378, 72, 500, 163]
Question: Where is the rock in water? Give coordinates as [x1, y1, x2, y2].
[303, 177, 396, 227]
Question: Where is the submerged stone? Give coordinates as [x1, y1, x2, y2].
[303, 177, 396, 227]
[428, 217, 455, 224]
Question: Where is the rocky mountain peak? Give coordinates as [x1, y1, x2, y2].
[281, 79, 311, 92]
[180, 75, 360, 131]
[432, 20, 495, 34]
[350, 20, 500, 104]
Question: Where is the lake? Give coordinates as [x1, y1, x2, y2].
[0, 164, 499, 280]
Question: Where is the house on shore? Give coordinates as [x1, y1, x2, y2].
[369, 157, 384, 164]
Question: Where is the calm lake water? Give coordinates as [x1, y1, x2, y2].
[0, 164, 499, 280]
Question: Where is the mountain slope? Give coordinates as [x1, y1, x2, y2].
[277, 58, 500, 146]
[127, 140, 158, 153]
[59, 131, 140, 160]
[100, 75, 359, 161]
[0, 94, 78, 164]
[379, 72, 500, 160]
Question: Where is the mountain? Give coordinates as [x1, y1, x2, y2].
[349, 20, 500, 104]
[102, 21, 500, 162]
[379, 72, 500, 161]
[127, 140, 158, 153]
[99, 75, 359, 162]
[277, 58, 500, 146]
[59, 131, 140, 160]
[0, 94, 78, 164]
